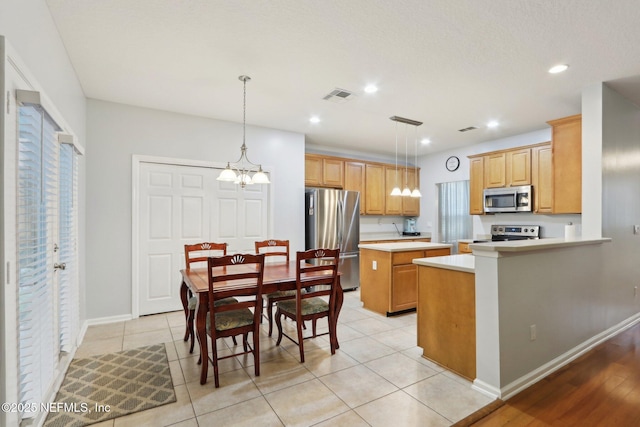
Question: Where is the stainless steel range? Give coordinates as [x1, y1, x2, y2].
[491, 225, 540, 241]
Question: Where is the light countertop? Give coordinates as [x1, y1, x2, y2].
[358, 242, 452, 252]
[360, 232, 431, 242]
[469, 237, 612, 253]
[413, 254, 475, 273]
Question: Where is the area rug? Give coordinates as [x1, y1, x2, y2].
[44, 344, 176, 427]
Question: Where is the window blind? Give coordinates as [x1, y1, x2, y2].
[437, 180, 472, 246]
[17, 104, 59, 412]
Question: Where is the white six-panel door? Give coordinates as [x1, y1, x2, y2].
[137, 161, 269, 315]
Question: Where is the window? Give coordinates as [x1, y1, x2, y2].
[437, 181, 472, 249]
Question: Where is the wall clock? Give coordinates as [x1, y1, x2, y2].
[446, 156, 460, 172]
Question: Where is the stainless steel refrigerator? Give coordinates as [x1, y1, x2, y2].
[305, 188, 360, 290]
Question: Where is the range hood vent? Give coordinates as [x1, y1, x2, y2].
[458, 126, 478, 132]
[323, 88, 355, 103]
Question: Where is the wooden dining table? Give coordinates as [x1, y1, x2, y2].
[180, 260, 343, 384]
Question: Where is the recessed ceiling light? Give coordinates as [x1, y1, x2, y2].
[487, 121, 499, 128]
[421, 138, 431, 145]
[309, 116, 321, 124]
[364, 85, 378, 94]
[548, 64, 569, 74]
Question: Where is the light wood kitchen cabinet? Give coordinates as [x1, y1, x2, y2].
[417, 265, 476, 380]
[360, 245, 451, 316]
[506, 148, 531, 186]
[304, 154, 344, 188]
[385, 166, 403, 215]
[344, 161, 366, 215]
[532, 143, 553, 213]
[402, 168, 420, 216]
[548, 114, 582, 214]
[484, 152, 506, 188]
[458, 241, 471, 254]
[365, 163, 385, 214]
[469, 157, 485, 215]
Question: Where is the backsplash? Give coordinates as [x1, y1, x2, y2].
[360, 215, 408, 235]
[475, 213, 582, 239]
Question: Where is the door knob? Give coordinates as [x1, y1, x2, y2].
[54, 262, 66, 270]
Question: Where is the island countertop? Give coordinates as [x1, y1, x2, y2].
[469, 237, 611, 253]
[358, 242, 452, 252]
[413, 254, 475, 273]
[360, 232, 432, 242]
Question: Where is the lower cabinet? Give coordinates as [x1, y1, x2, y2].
[417, 265, 476, 380]
[360, 247, 451, 316]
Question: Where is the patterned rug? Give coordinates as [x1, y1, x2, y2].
[44, 344, 176, 427]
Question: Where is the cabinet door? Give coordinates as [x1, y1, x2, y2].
[365, 164, 385, 214]
[549, 115, 582, 214]
[532, 144, 553, 213]
[402, 168, 420, 216]
[305, 154, 323, 186]
[484, 153, 506, 188]
[385, 166, 403, 215]
[392, 264, 418, 312]
[323, 158, 344, 188]
[506, 148, 531, 186]
[344, 161, 366, 215]
[469, 157, 485, 215]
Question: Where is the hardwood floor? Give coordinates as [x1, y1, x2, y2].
[467, 322, 640, 426]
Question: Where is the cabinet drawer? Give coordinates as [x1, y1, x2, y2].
[392, 250, 425, 265]
[424, 248, 451, 258]
[458, 242, 471, 254]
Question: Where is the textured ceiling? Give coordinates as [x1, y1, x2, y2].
[45, 0, 640, 156]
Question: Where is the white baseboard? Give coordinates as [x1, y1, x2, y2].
[472, 379, 501, 400]
[498, 312, 640, 400]
[78, 314, 133, 346]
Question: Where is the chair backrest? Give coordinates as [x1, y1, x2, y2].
[185, 242, 227, 268]
[295, 248, 340, 301]
[255, 239, 290, 262]
[207, 253, 265, 326]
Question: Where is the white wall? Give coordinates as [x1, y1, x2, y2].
[418, 129, 581, 241]
[86, 99, 305, 319]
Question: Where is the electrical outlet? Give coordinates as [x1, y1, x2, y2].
[635, 286, 638, 297]
[530, 324, 537, 341]
[372, 260, 377, 271]
[634, 225, 640, 235]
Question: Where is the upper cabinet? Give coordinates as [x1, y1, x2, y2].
[344, 161, 366, 215]
[548, 114, 582, 214]
[304, 154, 344, 188]
[467, 114, 581, 216]
[306, 154, 420, 216]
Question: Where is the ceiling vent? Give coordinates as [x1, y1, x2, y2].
[323, 88, 355, 103]
[458, 126, 478, 132]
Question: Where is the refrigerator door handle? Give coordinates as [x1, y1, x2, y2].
[337, 199, 343, 250]
[340, 253, 358, 259]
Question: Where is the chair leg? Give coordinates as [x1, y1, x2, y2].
[253, 329, 260, 378]
[232, 336, 238, 345]
[275, 309, 284, 346]
[243, 333, 249, 352]
[187, 309, 195, 353]
[212, 337, 220, 388]
[267, 298, 274, 336]
[312, 319, 317, 338]
[297, 317, 305, 363]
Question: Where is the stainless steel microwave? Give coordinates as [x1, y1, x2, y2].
[483, 185, 533, 213]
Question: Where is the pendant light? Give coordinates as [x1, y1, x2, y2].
[389, 116, 423, 197]
[217, 75, 270, 188]
[401, 124, 412, 196]
[390, 120, 401, 196]
[411, 125, 422, 198]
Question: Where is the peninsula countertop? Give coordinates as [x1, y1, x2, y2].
[413, 254, 475, 273]
[358, 242, 452, 252]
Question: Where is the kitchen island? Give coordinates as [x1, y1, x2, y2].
[413, 254, 476, 380]
[358, 242, 451, 316]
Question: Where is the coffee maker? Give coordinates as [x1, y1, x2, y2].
[403, 218, 419, 235]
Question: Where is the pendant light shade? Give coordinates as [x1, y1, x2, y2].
[216, 75, 270, 188]
[390, 115, 423, 198]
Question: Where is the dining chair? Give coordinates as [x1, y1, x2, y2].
[255, 239, 293, 336]
[207, 253, 265, 387]
[274, 248, 340, 363]
[183, 242, 238, 354]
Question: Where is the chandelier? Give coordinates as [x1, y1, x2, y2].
[216, 75, 270, 188]
[389, 115, 422, 197]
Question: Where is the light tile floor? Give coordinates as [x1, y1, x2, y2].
[76, 289, 494, 427]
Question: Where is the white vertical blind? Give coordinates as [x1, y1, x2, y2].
[58, 143, 79, 352]
[437, 180, 472, 246]
[17, 104, 60, 412]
